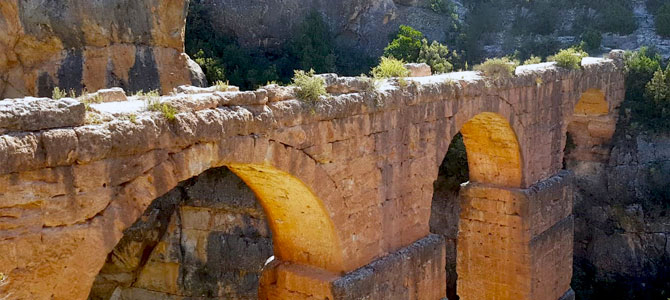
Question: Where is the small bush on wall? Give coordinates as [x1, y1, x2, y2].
[292, 69, 327, 103]
[372, 57, 410, 78]
[474, 57, 519, 79]
[549, 48, 588, 70]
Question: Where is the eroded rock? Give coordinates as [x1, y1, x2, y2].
[0, 0, 205, 99]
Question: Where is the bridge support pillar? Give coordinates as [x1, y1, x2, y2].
[457, 171, 574, 300]
[260, 234, 446, 299]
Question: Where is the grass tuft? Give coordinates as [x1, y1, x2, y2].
[474, 57, 519, 79]
[145, 97, 177, 121]
[372, 57, 410, 78]
[292, 69, 327, 103]
[214, 80, 229, 92]
[523, 56, 542, 65]
[52, 87, 67, 100]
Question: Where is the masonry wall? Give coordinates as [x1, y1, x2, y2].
[456, 171, 574, 300]
[89, 167, 273, 299]
[0, 55, 625, 299]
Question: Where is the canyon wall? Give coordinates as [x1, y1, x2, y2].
[196, 0, 670, 60]
[196, 0, 454, 57]
[0, 0, 206, 99]
[567, 120, 670, 299]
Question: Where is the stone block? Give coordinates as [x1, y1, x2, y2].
[83, 87, 128, 103]
[332, 234, 446, 300]
[0, 98, 85, 131]
[405, 63, 432, 77]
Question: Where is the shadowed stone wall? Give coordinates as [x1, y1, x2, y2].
[90, 166, 273, 300]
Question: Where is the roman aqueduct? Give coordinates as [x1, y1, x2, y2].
[0, 51, 625, 299]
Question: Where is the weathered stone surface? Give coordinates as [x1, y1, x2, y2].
[457, 172, 574, 300]
[405, 63, 431, 77]
[81, 88, 128, 103]
[0, 98, 85, 131]
[174, 85, 239, 94]
[331, 234, 446, 300]
[0, 54, 624, 299]
[0, 0, 205, 99]
[264, 84, 297, 102]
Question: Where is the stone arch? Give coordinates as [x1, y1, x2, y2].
[87, 138, 345, 299]
[566, 88, 616, 163]
[573, 88, 608, 116]
[430, 112, 523, 299]
[227, 163, 343, 272]
[459, 112, 523, 188]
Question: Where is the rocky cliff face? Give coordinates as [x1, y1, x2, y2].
[197, 0, 670, 61]
[199, 0, 452, 57]
[0, 0, 206, 99]
[567, 120, 670, 298]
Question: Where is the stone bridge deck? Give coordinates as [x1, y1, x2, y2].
[0, 54, 625, 299]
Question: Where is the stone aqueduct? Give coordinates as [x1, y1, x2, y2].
[0, 53, 624, 299]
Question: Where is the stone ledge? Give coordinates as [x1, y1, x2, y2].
[0, 98, 85, 132]
[332, 234, 446, 299]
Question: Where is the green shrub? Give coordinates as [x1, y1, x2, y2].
[655, 3, 670, 37]
[383, 25, 425, 63]
[523, 56, 542, 65]
[515, 35, 562, 62]
[292, 69, 327, 103]
[145, 98, 177, 121]
[430, 0, 445, 13]
[581, 29, 603, 52]
[474, 57, 519, 79]
[52, 87, 67, 100]
[288, 12, 337, 74]
[645, 64, 670, 108]
[517, 2, 558, 35]
[186, 3, 346, 89]
[621, 48, 670, 132]
[383, 25, 457, 74]
[549, 48, 588, 70]
[372, 57, 410, 78]
[624, 47, 662, 100]
[418, 39, 455, 73]
[193, 50, 226, 84]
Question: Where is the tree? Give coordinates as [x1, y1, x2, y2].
[418, 40, 455, 73]
[383, 25, 425, 62]
[288, 12, 337, 74]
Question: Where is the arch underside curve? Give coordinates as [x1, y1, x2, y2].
[228, 163, 344, 273]
[460, 112, 522, 188]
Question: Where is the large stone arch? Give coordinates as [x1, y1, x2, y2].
[565, 88, 617, 163]
[227, 163, 343, 271]
[0, 136, 347, 300]
[459, 112, 523, 188]
[430, 110, 524, 299]
[437, 112, 527, 299]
